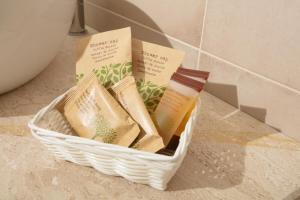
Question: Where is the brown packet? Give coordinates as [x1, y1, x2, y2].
[177, 67, 210, 82]
[111, 75, 164, 153]
[76, 27, 133, 88]
[63, 73, 140, 147]
[132, 39, 185, 113]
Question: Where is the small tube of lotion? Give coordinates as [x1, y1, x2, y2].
[111, 75, 164, 152]
[174, 67, 210, 136]
[152, 73, 204, 146]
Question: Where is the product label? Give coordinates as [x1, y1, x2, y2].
[64, 75, 140, 147]
[76, 27, 132, 88]
[158, 89, 190, 113]
[132, 39, 185, 113]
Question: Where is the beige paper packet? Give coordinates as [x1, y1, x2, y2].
[132, 39, 185, 113]
[76, 27, 133, 88]
[111, 75, 164, 152]
[64, 74, 140, 147]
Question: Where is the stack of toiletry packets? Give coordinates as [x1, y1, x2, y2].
[40, 27, 209, 155]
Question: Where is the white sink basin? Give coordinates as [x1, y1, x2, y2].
[0, 0, 76, 94]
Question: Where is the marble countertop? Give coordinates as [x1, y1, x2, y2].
[0, 29, 299, 200]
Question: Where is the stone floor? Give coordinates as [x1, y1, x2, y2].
[0, 29, 299, 200]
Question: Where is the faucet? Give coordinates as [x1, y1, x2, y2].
[69, 0, 85, 34]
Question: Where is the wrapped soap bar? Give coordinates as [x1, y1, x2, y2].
[63, 74, 140, 147]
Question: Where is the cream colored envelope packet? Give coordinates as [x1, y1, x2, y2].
[64, 74, 140, 147]
[76, 27, 132, 88]
[132, 39, 185, 113]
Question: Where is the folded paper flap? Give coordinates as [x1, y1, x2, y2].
[171, 72, 204, 92]
[134, 134, 165, 153]
[111, 75, 135, 93]
[132, 38, 185, 55]
[177, 67, 210, 80]
[64, 73, 97, 110]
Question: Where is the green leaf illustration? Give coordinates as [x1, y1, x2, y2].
[125, 61, 132, 66]
[107, 74, 113, 81]
[122, 67, 126, 75]
[142, 93, 148, 99]
[104, 81, 111, 88]
[76, 73, 85, 82]
[136, 78, 166, 113]
[146, 102, 154, 107]
[90, 61, 132, 88]
[112, 63, 121, 68]
[99, 75, 104, 82]
[153, 99, 160, 104]
[113, 69, 119, 75]
[92, 114, 117, 143]
[153, 90, 160, 96]
[113, 76, 119, 83]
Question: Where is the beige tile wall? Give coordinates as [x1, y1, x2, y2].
[84, 2, 199, 67]
[201, 0, 300, 91]
[84, 0, 204, 68]
[87, 0, 206, 46]
[199, 52, 300, 140]
[84, 0, 300, 140]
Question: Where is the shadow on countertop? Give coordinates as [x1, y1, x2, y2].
[168, 83, 272, 191]
[283, 189, 300, 200]
[168, 82, 297, 193]
[168, 129, 274, 191]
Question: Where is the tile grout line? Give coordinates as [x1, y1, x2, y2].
[85, 1, 199, 51]
[201, 50, 300, 94]
[197, 0, 209, 69]
[86, 1, 300, 94]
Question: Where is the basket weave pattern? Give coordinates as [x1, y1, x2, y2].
[28, 89, 198, 190]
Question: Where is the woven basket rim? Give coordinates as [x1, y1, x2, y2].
[28, 87, 198, 162]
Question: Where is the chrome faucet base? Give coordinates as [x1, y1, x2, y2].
[69, 0, 85, 35]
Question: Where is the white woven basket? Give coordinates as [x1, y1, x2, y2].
[28, 88, 199, 190]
